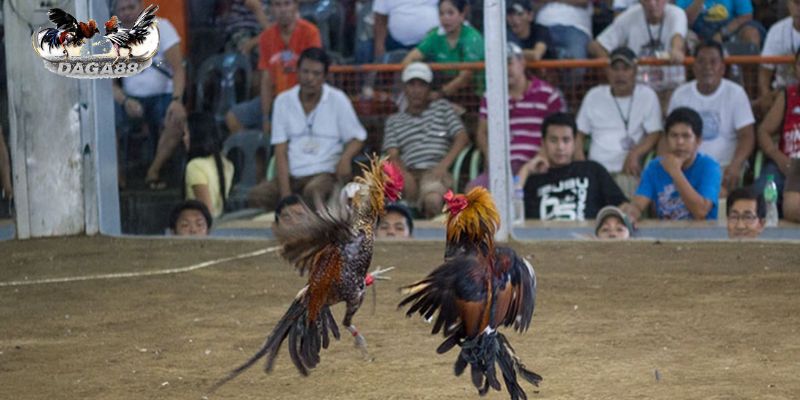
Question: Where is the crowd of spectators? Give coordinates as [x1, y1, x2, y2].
[99, 0, 800, 236]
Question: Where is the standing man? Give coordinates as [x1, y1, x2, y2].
[113, 0, 187, 189]
[247, 48, 366, 211]
[226, 0, 321, 136]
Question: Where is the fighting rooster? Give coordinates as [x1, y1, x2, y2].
[39, 8, 100, 58]
[211, 157, 403, 391]
[103, 4, 159, 61]
[399, 187, 541, 400]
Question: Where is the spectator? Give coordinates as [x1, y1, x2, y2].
[402, 0, 485, 99]
[273, 194, 310, 228]
[354, 0, 375, 65]
[535, 0, 593, 64]
[726, 187, 766, 238]
[677, 0, 764, 50]
[0, 127, 11, 201]
[383, 62, 471, 218]
[783, 158, 800, 222]
[630, 107, 722, 220]
[506, 0, 551, 61]
[112, 0, 187, 190]
[668, 41, 755, 196]
[183, 113, 234, 219]
[225, 0, 321, 136]
[169, 200, 212, 236]
[613, 0, 640, 14]
[595, 205, 634, 239]
[519, 112, 633, 221]
[576, 46, 663, 199]
[373, 0, 439, 62]
[757, 0, 800, 114]
[589, 0, 688, 96]
[467, 42, 566, 191]
[755, 48, 800, 210]
[247, 48, 367, 211]
[376, 202, 414, 239]
[217, 0, 271, 54]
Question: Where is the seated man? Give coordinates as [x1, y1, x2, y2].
[726, 187, 765, 239]
[520, 112, 632, 221]
[677, 0, 763, 50]
[506, 0, 551, 61]
[247, 48, 367, 211]
[168, 200, 212, 236]
[382, 62, 470, 218]
[784, 158, 800, 223]
[631, 107, 722, 220]
[756, 2, 800, 113]
[467, 42, 565, 190]
[595, 205, 634, 239]
[376, 202, 414, 239]
[576, 46, 663, 199]
[668, 41, 755, 196]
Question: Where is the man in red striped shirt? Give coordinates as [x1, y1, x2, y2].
[467, 42, 566, 190]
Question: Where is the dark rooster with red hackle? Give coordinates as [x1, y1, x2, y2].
[39, 8, 100, 58]
[211, 156, 403, 392]
[399, 187, 541, 400]
[103, 4, 159, 61]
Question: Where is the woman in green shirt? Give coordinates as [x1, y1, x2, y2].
[402, 0, 485, 99]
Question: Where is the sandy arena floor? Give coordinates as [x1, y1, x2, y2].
[0, 236, 798, 399]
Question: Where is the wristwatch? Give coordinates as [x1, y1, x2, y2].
[171, 94, 183, 102]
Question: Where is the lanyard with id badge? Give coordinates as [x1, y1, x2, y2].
[639, 17, 667, 88]
[612, 92, 636, 151]
[301, 108, 320, 155]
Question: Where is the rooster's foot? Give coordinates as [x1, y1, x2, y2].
[347, 325, 372, 362]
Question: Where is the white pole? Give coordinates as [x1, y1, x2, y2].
[483, 0, 512, 241]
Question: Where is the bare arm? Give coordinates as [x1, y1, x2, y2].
[260, 69, 274, 134]
[669, 34, 686, 64]
[434, 130, 471, 172]
[275, 142, 291, 198]
[662, 156, 713, 219]
[630, 195, 651, 221]
[523, 42, 547, 61]
[244, 0, 272, 29]
[624, 131, 662, 176]
[401, 48, 424, 66]
[758, 66, 775, 99]
[373, 12, 388, 62]
[164, 44, 187, 125]
[683, 0, 705, 25]
[336, 139, 365, 180]
[442, 70, 473, 97]
[475, 118, 488, 165]
[386, 147, 408, 172]
[587, 40, 609, 58]
[722, 124, 755, 191]
[757, 91, 792, 175]
[574, 132, 588, 161]
[722, 14, 753, 37]
[191, 184, 214, 215]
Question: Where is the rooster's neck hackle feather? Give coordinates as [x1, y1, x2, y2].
[446, 187, 500, 259]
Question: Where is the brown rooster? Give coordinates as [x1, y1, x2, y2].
[39, 8, 100, 58]
[211, 157, 403, 391]
[399, 187, 541, 400]
[103, 4, 159, 61]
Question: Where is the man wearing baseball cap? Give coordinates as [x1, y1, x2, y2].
[576, 46, 663, 200]
[382, 62, 470, 218]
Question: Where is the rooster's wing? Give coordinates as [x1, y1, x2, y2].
[48, 8, 78, 33]
[491, 246, 537, 333]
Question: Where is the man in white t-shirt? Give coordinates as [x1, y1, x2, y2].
[668, 41, 755, 195]
[247, 48, 367, 211]
[589, 0, 687, 94]
[535, 0, 593, 83]
[372, 0, 439, 62]
[756, 1, 800, 113]
[576, 47, 663, 199]
[112, 0, 187, 189]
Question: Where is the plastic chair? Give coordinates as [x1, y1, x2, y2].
[451, 145, 473, 193]
[194, 52, 253, 125]
[223, 130, 270, 210]
[753, 150, 764, 181]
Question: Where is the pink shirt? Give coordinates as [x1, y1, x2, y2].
[480, 77, 566, 167]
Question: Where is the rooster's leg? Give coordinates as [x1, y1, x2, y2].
[343, 297, 371, 361]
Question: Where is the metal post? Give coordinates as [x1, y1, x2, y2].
[483, 0, 512, 241]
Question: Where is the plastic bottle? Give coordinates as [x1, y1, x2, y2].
[513, 176, 525, 226]
[764, 174, 779, 227]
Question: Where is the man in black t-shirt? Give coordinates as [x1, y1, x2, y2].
[518, 112, 635, 221]
[506, 0, 551, 61]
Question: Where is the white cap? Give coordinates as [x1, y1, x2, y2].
[401, 62, 433, 84]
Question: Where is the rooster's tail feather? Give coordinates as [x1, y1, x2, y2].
[209, 294, 339, 393]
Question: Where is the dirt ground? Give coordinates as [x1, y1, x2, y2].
[1, 237, 799, 400]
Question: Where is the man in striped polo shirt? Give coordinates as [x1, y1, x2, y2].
[467, 42, 566, 190]
[383, 62, 471, 218]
